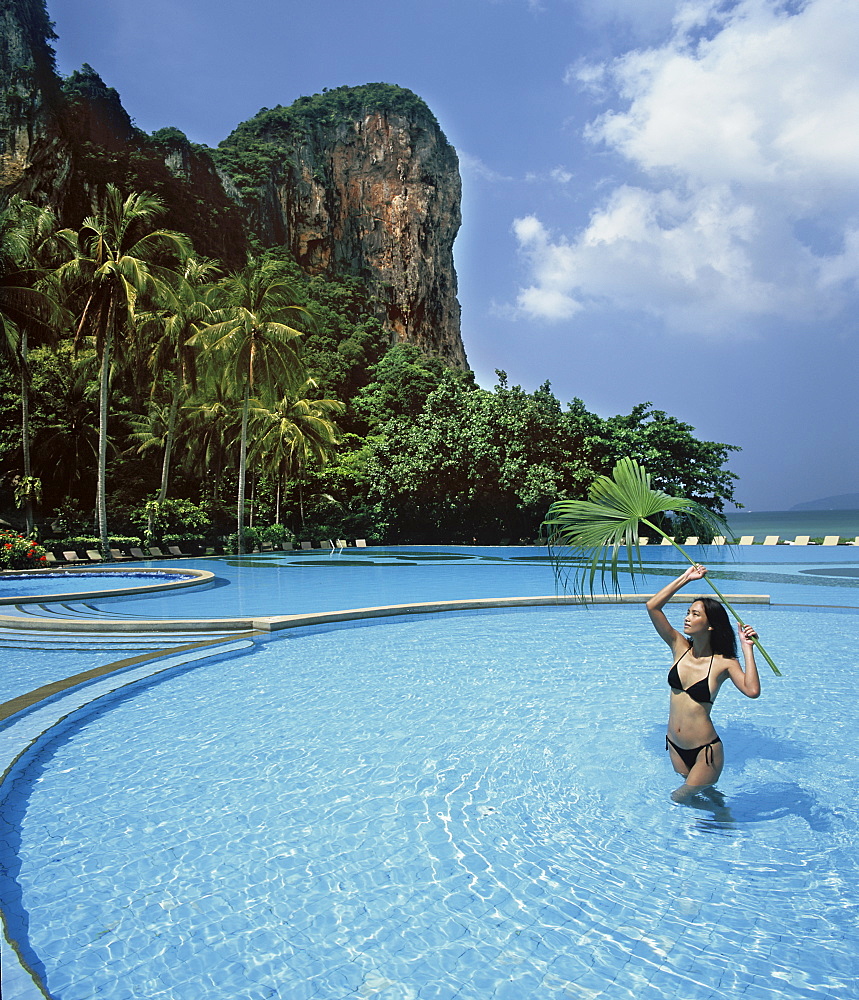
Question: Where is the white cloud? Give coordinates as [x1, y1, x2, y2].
[514, 0, 859, 335]
[458, 150, 513, 183]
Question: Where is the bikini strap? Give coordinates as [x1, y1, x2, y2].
[672, 645, 692, 668]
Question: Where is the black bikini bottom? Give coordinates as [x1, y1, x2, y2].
[666, 735, 722, 770]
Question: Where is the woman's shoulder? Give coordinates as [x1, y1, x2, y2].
[713, 651, 740, 673]
[669, 635, 692, 657]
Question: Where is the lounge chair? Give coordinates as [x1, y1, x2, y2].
[637, 537, 649, 545]
[85, 549, 104, 562]
[821, 535, 840, 546]
[659, 536, 674, 545]
[280, 542, 294, 551]
[739, 536, 755, 545]
[261, 541, 273, 551]
[44, 552, 60, 565]
[790, 536, 810, 546]
[63, 550, 86, 564]
[300, 541, 313, 550]
[109, 548, 131, 561]
[147, 546, 169, 558]
[683, 537, 699, 546]
[711, 536, 726, 545]
[354, 539, 367, 548]
[129, 548, 148, 559]
[336, 539, 347, 549]
[167, 545, 187, 557]
[763, 536, 779, 545]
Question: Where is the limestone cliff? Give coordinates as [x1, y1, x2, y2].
[216, 86, 465, 366]
[0, 1, 467, 369]
[0, 0, 66, 203]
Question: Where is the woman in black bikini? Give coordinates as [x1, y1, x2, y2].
[646, 563, 761, 802]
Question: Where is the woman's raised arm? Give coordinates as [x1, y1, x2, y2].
[645, 564, 707, 646]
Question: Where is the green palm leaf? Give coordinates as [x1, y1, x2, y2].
[543, 458, 781, 675]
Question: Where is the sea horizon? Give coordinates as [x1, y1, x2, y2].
[723, 508, 859, 540]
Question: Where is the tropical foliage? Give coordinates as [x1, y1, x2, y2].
[0, 530, 48, 570]
[0, 185, 741, 558]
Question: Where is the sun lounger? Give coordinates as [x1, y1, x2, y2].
[109, 548, 131, 561]
[261, 542, 273, 551]
[821, 535, 840, 546]
[354, 539, 367, 548]
[660, 536, 674, 545]
[711, 536, 726, 545]
[683, 537, 699, 545]
[763, 536, 779, 545]
[739, 536, 755, 545]
[63, 550, 86, 563]
[167, 545, 187, 557]
[86, 549, 104, 562]
[300, 541, 313, 550]
[44, 551, 60, 565]
[637, 537, 649, 545]
[790, 536, 810, 545]
[336, 539, 347, 549]
[129, 548, 148, 559]
[147, 546, 170, 558]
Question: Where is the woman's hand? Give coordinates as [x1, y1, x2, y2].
[683, 563, 707, 583]
[738, 623, 758, 646]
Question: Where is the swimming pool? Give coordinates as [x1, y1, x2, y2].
[1, 547, 857, 999]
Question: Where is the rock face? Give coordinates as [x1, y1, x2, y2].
[0, 1, 467, 369]
[0, 0, 66, 203]
[236, 97, 465, 366]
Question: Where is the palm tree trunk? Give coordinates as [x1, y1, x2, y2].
[19, 329, 34, 537]
[237, 381, 249, 555]
[158, 375, 181, 505]
[97, 326, 113, 561]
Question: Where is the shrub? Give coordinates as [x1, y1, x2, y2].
[225, 527, 261, 554]
[257, 524, 295, 545]
[0, 531, 49, 570]
[133, 498, 213, 546]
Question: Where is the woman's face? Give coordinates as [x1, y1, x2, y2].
[683, 600, 710, 637]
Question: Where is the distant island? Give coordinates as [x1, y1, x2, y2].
[791, 493, 859, 511]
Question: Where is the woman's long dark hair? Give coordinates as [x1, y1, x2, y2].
[698, 597, 737, 658]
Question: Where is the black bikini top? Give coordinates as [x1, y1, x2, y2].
[667, 646, 715, 704]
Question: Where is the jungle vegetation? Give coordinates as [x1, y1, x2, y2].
[0, 186, 740, 555]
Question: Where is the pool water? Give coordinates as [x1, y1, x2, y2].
[2, 605, 857, 1000]
[34, 547, 859, 620]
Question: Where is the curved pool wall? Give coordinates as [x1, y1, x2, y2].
[1, 545, 857, 1000]
[0, 567, 212, 606]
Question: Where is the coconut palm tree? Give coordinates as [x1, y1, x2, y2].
[55, 185, 191, 557]
[192, 260, 313, 553]
[542, 457, 781, 675]
[0, 197, 70, 534]
[249, 380, 344, 523]
[136, 253, 219, 519]
[181, 370, 239, 502]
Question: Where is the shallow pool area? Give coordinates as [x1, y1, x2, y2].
[1, 546, 857, 999]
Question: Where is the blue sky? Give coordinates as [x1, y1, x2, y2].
[50, 0, 858, 511]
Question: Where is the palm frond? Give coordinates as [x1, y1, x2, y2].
[543, 458, 781, 674]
